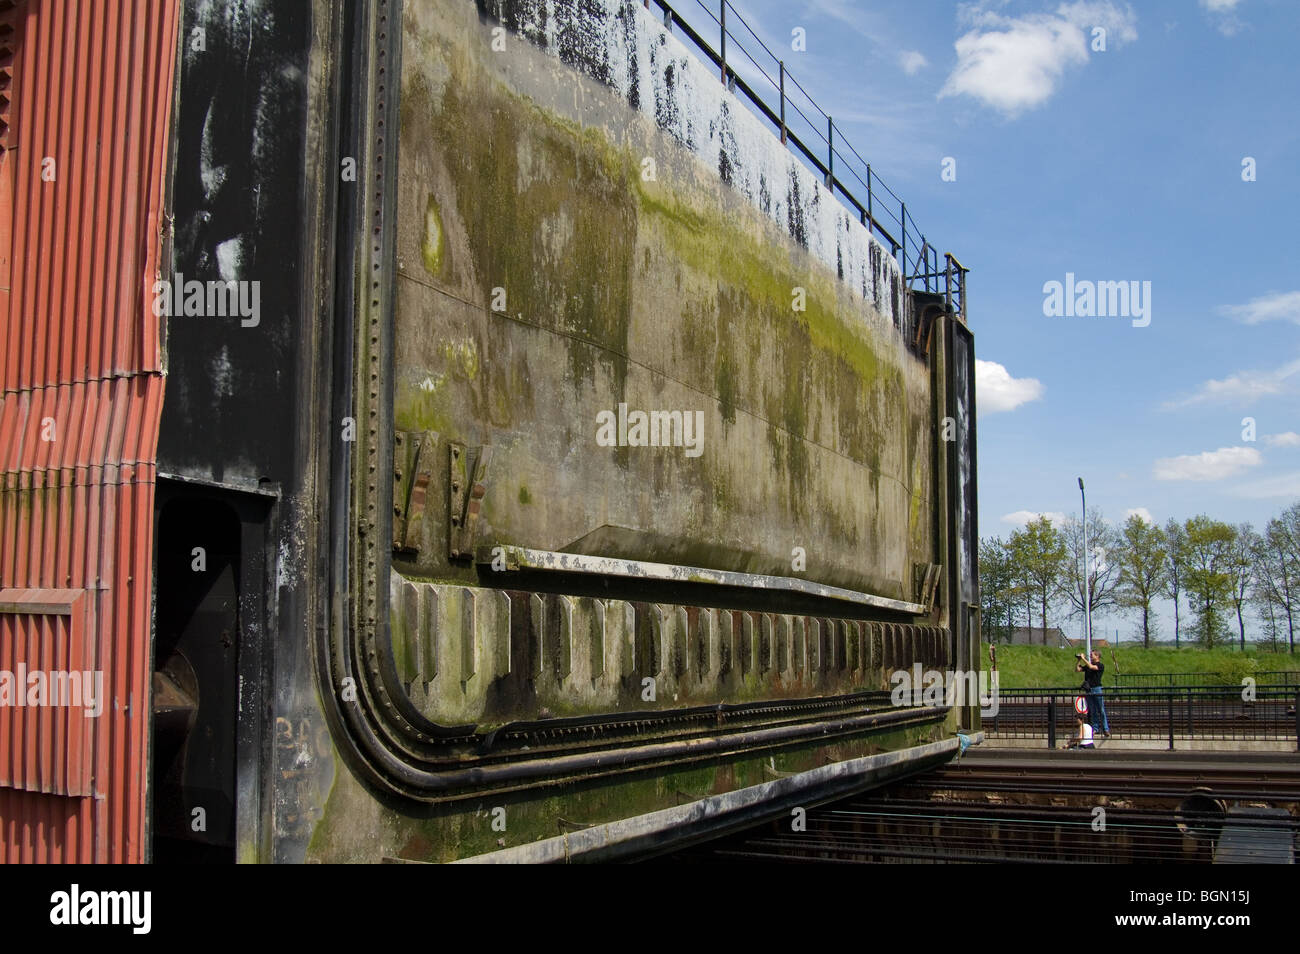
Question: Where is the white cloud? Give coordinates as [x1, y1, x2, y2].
[1232, 471, 1300, 499]
[1153, 446, 1262, 481]
[1124, 507, 1154, 523]
[1002, 510, 1068, 527]
[939, 1, 1138, 116]
[1264, 432, 1300, 448]
[1163, 356, 1300, 408]
[1199, 0, 1246, 35]
[899, 50, 928, 74]
[1218, 291, 1300, 325]
[975, 359, 1044, 413]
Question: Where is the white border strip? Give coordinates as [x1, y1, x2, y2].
[478, 545, 927, 615]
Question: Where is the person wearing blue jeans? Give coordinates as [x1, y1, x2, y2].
[1077, 650, 1110, 737]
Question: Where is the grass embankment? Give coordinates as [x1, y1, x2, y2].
[982, 643, 1300, 689]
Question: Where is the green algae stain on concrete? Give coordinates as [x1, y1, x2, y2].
[909, 450, 924, 546]
[396, 383, 455, 437]
[634, 176, 908, 472]
[518, 484, 532, 505]
[419, 71, 636, 393]
[442, 337, 480, 379]
[422, 193, 446, 276]
[305, 718, 944, 863]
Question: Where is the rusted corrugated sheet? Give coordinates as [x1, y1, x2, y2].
[0, 0, 178, 863]
[0, 589, 94, 797]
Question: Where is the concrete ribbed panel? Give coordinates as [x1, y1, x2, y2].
[387, 577, 953, 724]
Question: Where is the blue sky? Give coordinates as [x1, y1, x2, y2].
[716, 0, 1298, 549]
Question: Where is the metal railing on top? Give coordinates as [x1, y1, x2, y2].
[646, 0, 967, 322]
[985, 686, 1300, 750]
[1110, 670, 1300, 689]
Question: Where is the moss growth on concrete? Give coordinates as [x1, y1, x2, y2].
[421, 193, 445, 276]
[305, 716, 947, 862]
[405, 69, 637, 394]
[635, 175, 905, 477]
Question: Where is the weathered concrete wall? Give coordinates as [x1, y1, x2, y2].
[306, 709, 947, 863]
[392, 0, 933, 599]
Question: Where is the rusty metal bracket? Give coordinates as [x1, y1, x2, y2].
[393, 430, 436, 554]
[914, 562, 941, 614]
[449, 443, 491, 559]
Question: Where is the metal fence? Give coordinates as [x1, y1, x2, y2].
[648, 0, 967, 320]
[1110, 670, 1300, 689]
[985, 686, 1300, 749]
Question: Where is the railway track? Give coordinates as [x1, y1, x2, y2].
[664, 750, 1300, 863]
[920, 756, 1300, 799]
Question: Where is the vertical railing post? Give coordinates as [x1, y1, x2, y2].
[1167, 692, 1175, 751]
[779, 61, 786, 144]
[1047, 697, 1056, 749]
[1186, 687, 1193, 738]
[900, 201, 907, 279]
[945, 253, 953, 313]
[866, 164, 873, 234]
[719, 0, 727, 85]
[1294, 690, 1299, 751]
[826, 116, 833, 191]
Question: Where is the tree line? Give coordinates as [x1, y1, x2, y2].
[978, 500, 1299, 651]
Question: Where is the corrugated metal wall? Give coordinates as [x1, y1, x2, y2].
[0, 0, 179, 863]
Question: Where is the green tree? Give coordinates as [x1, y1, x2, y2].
[1183, 515, 1236, 649]
[1061, 508, 1122, 623]
[1227, 523, 1258, 650]
[1164, 518, 1188, 647]
[1257, 503, 1299, 652]
[1009, 516, 1068, 641]
[978, 537, 1017, 643]
[1115, 514, 1167, 649]
[1251, 536, 1284, 652]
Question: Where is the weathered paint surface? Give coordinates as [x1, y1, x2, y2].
[392, 0, 933, 598]
[160, 0, 324, 864]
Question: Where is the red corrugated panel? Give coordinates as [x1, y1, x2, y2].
[0, 590, 94, 797]
[0, 0, 178, 864]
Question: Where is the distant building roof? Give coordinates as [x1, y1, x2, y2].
[1009, 626, 1066, 646]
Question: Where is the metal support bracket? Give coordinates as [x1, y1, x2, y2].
[914, 562, 941, 615]
[393, 430, 436, 554]
[448, 443, 491, 559]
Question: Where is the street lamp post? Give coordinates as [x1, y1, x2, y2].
[1078, 477, 1092, 658]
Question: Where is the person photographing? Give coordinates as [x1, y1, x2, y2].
[1075, 650, 1110, 738]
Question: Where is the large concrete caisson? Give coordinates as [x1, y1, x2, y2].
[396, 0, 926, 610]
[386, 0, 934, 708]
[135, 0, 977, 863]
[304, 0, 975, 861]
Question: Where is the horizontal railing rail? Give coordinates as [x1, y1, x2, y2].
[1110, 669, 1300, 688]
[985, 686, 1300, 750]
